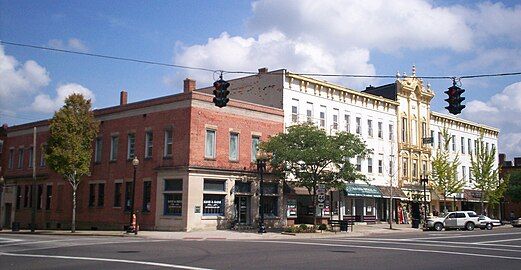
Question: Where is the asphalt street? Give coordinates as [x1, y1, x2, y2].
[1, 227, 521, 270]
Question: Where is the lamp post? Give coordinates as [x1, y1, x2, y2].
[129, 156, 139, 234]
[0, 176, 4, 230]
[256, 150, 268, 234]
[420, 175, 429, 228]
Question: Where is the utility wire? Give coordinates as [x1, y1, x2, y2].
[2, 40, 521, 81]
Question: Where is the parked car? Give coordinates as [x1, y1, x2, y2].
[512, 218, 521, 228]
[426, 211, 480, 231]
[477, 215, 501, 230]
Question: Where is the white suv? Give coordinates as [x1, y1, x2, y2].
[427, 211, 480, 231]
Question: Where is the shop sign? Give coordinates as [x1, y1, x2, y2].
[404, 189, 431, 202]
[287, 199, 297, 217]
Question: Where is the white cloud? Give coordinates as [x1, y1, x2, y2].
[463, 81, 521, 158]
[31, 83, 95, 113]
[48, 38, 89, 52]
[0, 45, 50, 108]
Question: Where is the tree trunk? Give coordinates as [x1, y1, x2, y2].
[72, 186, 77, 233]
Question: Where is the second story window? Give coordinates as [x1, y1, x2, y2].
[389, 124, 394, 141]
[378, 122, 383, 139]
[306, 102, 313, 123]
[229, 132, 239, 161]
[401, 117, 407, 143]
[145, 131, 153, 158]
[356, 156, 362, 171]
[40, 144, 46, 167]
[452, 135, 456, 151]
[367, 157, 373, 173]
[110, 135, 119, 161]
[319, 105, 326, 128]
[438, 132, 442, 149]
[18, 148, 24, 169]
[205, 129, 216, 159]
[291, 98, 299, 123]
[251, 135, 260, 162]
[421, 122, 427, 138]
[344, 114, 350, 132]
[164, 129, 173, 158]
[368, 119, 373, 137]
[356, 117, 361, 135]
[402, 157, 408, 177]
[461, 137, 465, 154]
[127, 133, 135, 159]
[8, 148, 14, 169]
[28, 147, 33, 168]
[462, 165, 467, 181]
[332, 109, 339, 130]
[94, 137, 102, 162]
[468, 138, 472, 155]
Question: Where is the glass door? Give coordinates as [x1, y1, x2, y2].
[235, 196, 250, 225]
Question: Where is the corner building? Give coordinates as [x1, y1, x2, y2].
[0, 81, 284, 231]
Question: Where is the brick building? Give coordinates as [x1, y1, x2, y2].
[0, 79, 284, 231]
[499, 154, 521, 220]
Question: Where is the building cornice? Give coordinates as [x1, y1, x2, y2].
[431, 111, 499, 136]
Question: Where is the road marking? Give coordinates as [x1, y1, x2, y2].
[2, 239, 169, 253]
[0, 238, 89, 247]
[0, 252, 215, 270]
[316, 238, 521, 253]
[406, 231, 521, 240]
[248, 240, 521, 261]
[475, 237, 521, 244]
[0, 237, 23, 244]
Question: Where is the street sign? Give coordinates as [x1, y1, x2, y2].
[422, 137, 433, 145]
[317, 203, 325, 209]
[317, 194, 326, 203]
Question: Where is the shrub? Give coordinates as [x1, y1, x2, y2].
[318, 224, 327, 231]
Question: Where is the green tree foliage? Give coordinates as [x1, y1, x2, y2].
[470, 134, 503, 214]
[45, 94, 98, 232]
[431, 127, 465, 212]
[260, 123, 370, 225]
[506, 171, 521, 203]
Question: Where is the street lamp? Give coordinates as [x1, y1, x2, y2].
[420, 175, 429, 228]
[129, 156, 139, 234]
[256, 149, 268, 234]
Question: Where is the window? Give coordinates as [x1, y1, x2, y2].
[16, 186, 21, 209]
[127, 133, 136, 159]
[143, 181, 151, 212]
[110, 135, 119, 161]
[389, 124, 394, 141]
[452, 135, 456, 151]
[422, 161, 428, 176]
[468, 138, 472, 155]
[319, 105, 326, 128]
[95, 137, 102, 162]
[332, 109, 339, 130]
[89, 183, 96, 207]
[28, 147, 33, 168]
[40, 144, 46, 167]
[412, 160, 418, 178]
[455, 213, 466, 219]
[205, 129, 216, 159]
[461, 137, 465, 154]
[469, 167, 473, 183]
[164, 193, 182, 215]
[378, 122, 383, 139]
[203, 194, 225, 215]
[438, 132, 442, 149]
[378, 159, 383, 174]
[411, 120, 417, 145]
[368, 119, 373, 137]
[344, 114, 351, 132]
[389, 160, 394, 175]
[492, 144, 495, 153]
[229, 132, 239, 161]
[163, 179, 183, 215]
[251, 136, 260, 162]
[37, 185, 43, 210]
[421, 122, 427, 139]
[486, 142, 489, 153]
[306, 102, 313, 123]
[462, 166, 466, 181]
[114, 182, 122, 207]
[356, 117, 362, 135]
[8, 149, 14, 169]
[124, 182, 132, 211]
[235, 181, 251, 193]
[46, 185, 52, 210]
[402, 157, 408, 177]
[18, 148, 24, 168]
[401, 117, 407, 143]
[204, 180, 225, 192]
[262, 183, 279, 195]
[367, 157, 373, 173]
[356, 157, 362, 171]
[145, 131, 153, 158]
[431, 130, 435, 148]
[262, 196, 278, 217]
[97, 183, 105, 207]
[291, 99, 299, 123]
[163, 129, 173, 157]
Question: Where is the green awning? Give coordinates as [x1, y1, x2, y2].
[345, 183, 382, 197]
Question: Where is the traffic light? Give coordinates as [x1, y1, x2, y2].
[444, 81, 465, 115]
[213, 78, 230, 108]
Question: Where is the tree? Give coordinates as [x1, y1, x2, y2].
[431, 127, 465, 213]
[470, 134, 503, 215]
[506, 171, 521, 203]
[45, 94, 99, 232]
[260, 123, 370, 226]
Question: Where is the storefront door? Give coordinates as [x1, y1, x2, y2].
[235, 196, 250, 225]
[3, 203, 12, 228]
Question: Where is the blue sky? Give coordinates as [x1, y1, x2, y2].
[1, 0, 521, 159]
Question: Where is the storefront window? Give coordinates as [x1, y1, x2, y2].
[203, 194, 225, 215]
[263, 196, 278, 217]
[164, 193, 182, 215]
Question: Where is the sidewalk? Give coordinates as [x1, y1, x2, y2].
[0, 223, 422, 240]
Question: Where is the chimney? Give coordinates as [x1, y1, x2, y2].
[258, 67, 268, 74]
[184, 78, 196, 93]
[499, 153, 506, 166]
[514, 157, 521, 167]
[120, 90, 128, 105]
